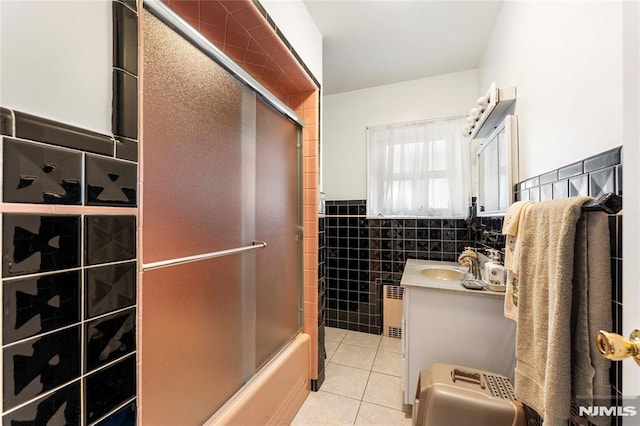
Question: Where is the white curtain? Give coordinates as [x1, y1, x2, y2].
[367, 116, 470, 218]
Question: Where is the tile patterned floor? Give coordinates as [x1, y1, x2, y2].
[292, 327, 412, 425]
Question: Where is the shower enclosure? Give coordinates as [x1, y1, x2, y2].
[139, 8, 302, 424]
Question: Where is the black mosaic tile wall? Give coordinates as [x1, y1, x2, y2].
[514, 147, 622, 202]
[3, 139, 83, 204]
[475, 216, 506, 254]
[1, 1, 139, 424]
[609, 214, 623, 426]
[324, 200, 474, 334]
[2, 213, 137, 425]
[312, 216, 326, 392]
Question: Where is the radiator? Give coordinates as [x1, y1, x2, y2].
[383, 284, 404, 339]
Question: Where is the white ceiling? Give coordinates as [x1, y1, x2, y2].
[303, 1, 504, 95]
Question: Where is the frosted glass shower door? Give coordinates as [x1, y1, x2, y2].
[141, 10, 301, 425]
[255, 100, 301, 368]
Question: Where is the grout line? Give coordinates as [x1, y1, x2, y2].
[84, 259, 137, 270]
[2, 322, 81, 349]
[113, 66, 138, 80]
[353, 400, 363, 424]
[315, 388, 364, 403]
[80, 213, 86, 426]
[369, 370, 402, 379]
[1, 378, 82, 417]
[326, 360, 373, 374]
[361, 369, 372, 402]
[86, 305, 137, 323]
[1, 266, 83, 282]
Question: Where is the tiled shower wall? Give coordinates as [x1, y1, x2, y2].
[1, 1, 139, 424]
[323, 201, 474, 334]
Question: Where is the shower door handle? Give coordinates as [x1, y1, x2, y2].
[142, 241, 267, 271]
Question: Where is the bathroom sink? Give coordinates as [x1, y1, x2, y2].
[401, 259, 504, 299]
[418, 266, 467, 281]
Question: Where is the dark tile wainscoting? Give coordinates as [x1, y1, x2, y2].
[1, 165, 138, 426]
[1, 1, 139, 424]
[609, 214, 624, 426]
[323, 200, 474, 334]
[515, 147, 621, 203]
[313, 216, 326, 392]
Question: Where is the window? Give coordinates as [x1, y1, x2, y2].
[367, 117, 470, 217]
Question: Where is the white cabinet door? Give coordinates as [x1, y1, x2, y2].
[401, 286, 516, 406]
[401, 289, 410, 404]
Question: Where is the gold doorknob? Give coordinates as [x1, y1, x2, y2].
[596, 330, 640, 366]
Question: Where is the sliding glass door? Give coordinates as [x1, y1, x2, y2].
[255, 99, 301, 368]
[140, 10, 301, 424]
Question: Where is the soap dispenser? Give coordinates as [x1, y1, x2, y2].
[485, 249, 506, 286]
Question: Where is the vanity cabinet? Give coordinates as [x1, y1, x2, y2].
[401, 278, 516, 406]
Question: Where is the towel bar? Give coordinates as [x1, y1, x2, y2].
[142, 241, 267, 271]
[581, 192, 622, 214]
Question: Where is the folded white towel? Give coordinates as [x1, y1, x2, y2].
[502, 201, 532, 321]
[503, 201, 532, 235]
[503, 201, 533, 273]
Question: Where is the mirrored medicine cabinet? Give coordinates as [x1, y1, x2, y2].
[476, 114, 519, 216]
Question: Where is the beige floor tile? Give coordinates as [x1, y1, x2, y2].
[379, 336, 402, 354]
[342, 331, 382, 349]
[325, 327, 348, 343]
[325, 339, 340, 361]
[362, 372, 404, 410]
[331, 343, 377, 370]
[291, 391, 360, 426]
[294, 329, 408, 425]
[322, 362, 371, 400]
[372, 348, 402, 377]
[355, 402, 412, 425]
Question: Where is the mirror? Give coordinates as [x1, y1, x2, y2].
[476, 115, 519, 216]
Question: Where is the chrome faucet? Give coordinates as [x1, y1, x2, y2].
[458, 247, 481, 280]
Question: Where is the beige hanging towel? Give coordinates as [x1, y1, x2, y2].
[570, 211, 612, 426]
[501, 200, 533, 321]
[513, 197, 589, 426]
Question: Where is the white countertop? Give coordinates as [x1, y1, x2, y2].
[400, 258, 505, 298]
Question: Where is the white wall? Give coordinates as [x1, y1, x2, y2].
[622, 0, 640, 398]
[0, 0, 322, 134]
[478, 1, 623, 181]
[322, 69, 478, 200]
[480, 0, 640, 398]
[259, 0, 323, 85]
[0, 0, 112, 134]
